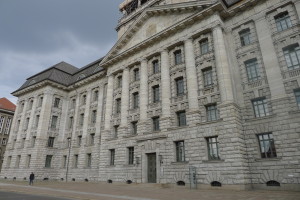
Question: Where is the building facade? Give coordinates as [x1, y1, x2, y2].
[0, 98, 16, 171]
[1, 0, 300, 191]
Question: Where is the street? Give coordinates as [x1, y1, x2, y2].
[0, 191, 72, 200]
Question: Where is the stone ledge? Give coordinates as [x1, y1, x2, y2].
[123, 134, 137, 138]
[244, 114, 276, 122]
[254, 157, 282, 162]
[197, 118, 223, 126]
[202, 159, 225, 163]
[136, 135, 167, 142]
[288, 110, 300, 115]
[167, 125, 189, 131]
[171, 161, 189, 165]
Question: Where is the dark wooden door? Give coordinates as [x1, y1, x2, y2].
[147, 153, 156, 183]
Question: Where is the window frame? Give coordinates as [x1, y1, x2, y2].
[128, 147, 134, 165]
[206, 136, 220, 160]
[274, 11, 292, 32]
[152, 116, 160, 132]
[45, 155, 53, 168]
[245, 59, 260, 82]
[47, 137, 55, 148]
[110, 149, 115, 166]
[152, 60, 159, 74]
[177, 111, 186, 127]
[115, 98, 121, 114]
[175, 141, 185, 162]
[175, 77, 184, 96]
[199, 39, 209, 54]
[152, 85, 160, 103]
[202, 67, 213, 87]
[133, 68, 140, 81]
[283, 44, 300, 70]
[174, 50, 183, 65]
[294, 89, 300, 109]
[206, 104, 218, 121]
[252, 97, 269, 117]
[257, 133, 277, 158]
[54, 98, 60, 108]
[239, 28, 251, 46]
[132, 92, 139, 109]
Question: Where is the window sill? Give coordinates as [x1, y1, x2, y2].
[289, 110, 300, 115]
[123, 164, 135, 167]
[197, 119, 223, 126]
[245, 114, 276, 122]
[202, 159, 224, 163]
[106, 137, 118, 141]
[167, 125, 189, 131]
[255, 157, 282, 162]
[106, 165, 116, 168]
[171, 161, 189, 165]
[123, 134, 137, 138]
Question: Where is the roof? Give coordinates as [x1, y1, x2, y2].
[0, 98, 16, 112]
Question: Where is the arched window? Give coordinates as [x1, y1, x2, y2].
[177, 181, 185, 186]
[266, 180, 280, 186]
[126, 180, 132, 184]
[211, 181, 222, 187]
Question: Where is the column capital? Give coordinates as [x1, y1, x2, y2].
[138, 58, 148, 64]
[123, 66, 130, 72]
[184, 37, 194, 44]
[161, 48, 169, 54]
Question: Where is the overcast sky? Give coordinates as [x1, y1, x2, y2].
[0, 0, 124, 104]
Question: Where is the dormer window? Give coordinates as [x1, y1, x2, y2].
[77, 74, 86, 81]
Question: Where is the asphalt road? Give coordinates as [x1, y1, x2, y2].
[0, 191, 73, 200]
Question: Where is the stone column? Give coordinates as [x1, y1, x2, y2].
[139, 59, 148, 122]
[212, 25, 234, 103]
[254, 17, 286, 100]
[26, 96, 38, 140]
[160, 49, 171, 129]
[82, 89, 92, 138]
[184, 38, 199, 110]
[120, 68, 130, 127]
[37, 90, 53, 138]
[104, 74, 114, 130]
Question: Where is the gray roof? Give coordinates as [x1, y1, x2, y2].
[14, 59, 104, 94]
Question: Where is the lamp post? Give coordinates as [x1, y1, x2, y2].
[65, 137, 71, 182]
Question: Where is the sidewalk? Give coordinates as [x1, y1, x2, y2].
[0, 180, 299, 200]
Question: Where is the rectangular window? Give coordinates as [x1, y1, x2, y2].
[39, 96, 43, 107]
[175, 141, 185, 162]
[7, 156, 12, 168]
[79, 113, 84, 127]
[152, 117, 160, 131]
[275, 12, 292, 32]
[63, 155, 67, 168]
[258, 133, 277, 158]
[27, 155, 31, 168]
[295, 90, 300, 109]
[1, 138, 7, 145]
[177, 111, 186, 127]
[115, 98, 121, 114]
[50, 116, 58, 129]
[74, 154, 78, 168]
[174, 50, 182, 65]
[87, 153, 92, 168]
[245, 59, 260, 82]
[239, 29, 251, 46]
[131, 121, 138, 135]
[77, 135, 82, 146]
[69, 117, 74, 129]
[45, 155, 52, 168]
[252, 98, 269, 117]
[91, 110, 97, 124]
[16, 155, 21, 168]
[207, 137, 220, 160]
[134, 68, 140, 81]
[152, 60, 159, 74]
[200, 39, 209, 54]
[133, 92, 139, 109]
[24, 118, 30, 130]
[203, 68, 213, 87]
[0, 116, 5, 133]
[90, 133, 95, 145]
[31, 136, 36, 147]
[114, 125, 119, 138]
[35, 115, 40, 128]
[93, 90, 99, 101]
[128, 147, 134, 165]
[48, 137, 55, 147]
[175, 77, 184, 96]
[82, 95, 87, 105]
[54, 98, 60, 108]
[28, 100, 33, 110]
[117, 76, 122, 88]
[12, 139, 16, 149]
[71, 99, 76, 109]
[152, 85, 160, 103]
[21, 138, 25, 148]
[283, 44, 300, 70]
[206, 104, 218, 121]
[110, 149, 115, 166]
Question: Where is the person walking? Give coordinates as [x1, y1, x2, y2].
[29, 172, 35, 185]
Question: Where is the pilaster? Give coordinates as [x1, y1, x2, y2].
[139, 59, 148, 122]
[104, 75, 114, 131]
[120, 68, 130, 127]
[37, 91, 53, 139]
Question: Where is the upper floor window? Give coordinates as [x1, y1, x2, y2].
[86, 153, 92, 168]
[294, 89, 300, 109]
[110, 149, 115, 166]
[77, 135, 82, 146]
[115, 98, 121, 114]
[89, 133, 95, 145]
[177, 111, 186, 127]
[203, 67, 213, 87]
[174, 50, 183, 65]
[133, 68, 139, 81]
[131, 121, 138, 135]
[24, 117, 30, 130]
[69, 117, 74, 129]
[152, 116, 160, 132]
[91, 110, 97, 124]
[45, 155, 53, 168]
[152, 85, 160, 103]
[275, 11, 292, 32]
[3, 117, 12, 134]
[206, 104, 218, 121]
[175, 77, 184, 96]
[29, 99, 34, 110]
[152, 60, 159, 74]
[71, 99, 76, 109]
[74, 154, 79, 168]
[47, 137, 55, 148]
[50, 116, 58, 129]
[252, 98, 269, 117]
[35, 115, 40, 128]
[82, 95, 87, 105]
[175, 141, 185, 162]
[113, 125, 119, 138]
[79, 113, 84, 127]
[245, 59, 260, 82]
[132, 92, 139, 109]
[117, 76, 122, 88]
[206, 136, 220, 160]
[257, 133, 277, 158]
[199, 39, 209, 54]
[54, 98, 60, 108]
[38, 96, 43, 107]
[283, 44, 300, 70]
[93, 90, 99, 102]
[0, 116, 5, 133]
[239, 28, 251, 46]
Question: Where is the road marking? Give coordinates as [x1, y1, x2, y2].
[0, 183, 159, 200]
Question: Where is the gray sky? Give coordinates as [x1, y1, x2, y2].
[0, 0, 124, 104]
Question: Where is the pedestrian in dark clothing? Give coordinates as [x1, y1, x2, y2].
[29, 172, 35, 185]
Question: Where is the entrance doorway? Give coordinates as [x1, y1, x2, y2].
[147, 153, 156, 183]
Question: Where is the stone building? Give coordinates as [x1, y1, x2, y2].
[0, 98, 16, 171]
[1, 0, 300, 191]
